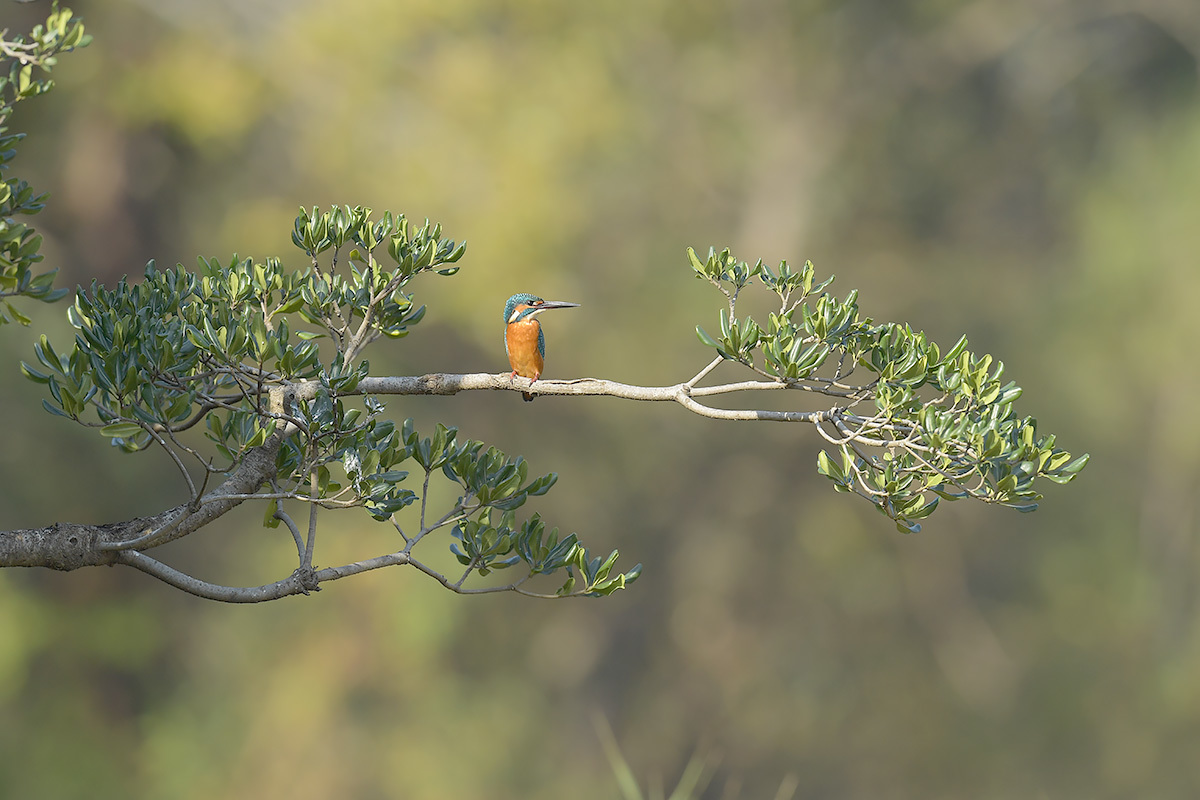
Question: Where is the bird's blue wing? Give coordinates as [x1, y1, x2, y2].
[537, 326, 545, 359]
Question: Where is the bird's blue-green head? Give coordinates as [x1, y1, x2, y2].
[503, 293, 580, 324]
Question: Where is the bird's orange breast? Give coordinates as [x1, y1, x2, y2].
[506, 319, 543, 379]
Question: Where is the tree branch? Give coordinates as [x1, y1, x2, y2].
[2, 425, 287, 569]
[0, 367, 900, 599]
[113, 544, 579, 603]
[1, 369, 855, 575]
[282, 370, 842, 422]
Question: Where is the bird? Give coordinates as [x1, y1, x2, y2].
[503, 293, 580, 401]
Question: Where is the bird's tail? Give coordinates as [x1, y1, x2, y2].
[522, 392, 534, 402]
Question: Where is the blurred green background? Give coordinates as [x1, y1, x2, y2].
[2, 0, 1197, 797]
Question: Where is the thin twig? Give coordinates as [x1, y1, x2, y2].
[274, 506, 305, 561]
[302, 470, 319, 569]
[686, 356, 724, 388]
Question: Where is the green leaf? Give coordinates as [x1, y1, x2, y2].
[695, 325, 720, 348]
[41, 398, 70, 418]
[99, 421, 144, 438]
[816, 449, 842, 481]
[19, 361, 50, 383]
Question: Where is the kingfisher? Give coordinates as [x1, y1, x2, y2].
[503, 292, 580, 401]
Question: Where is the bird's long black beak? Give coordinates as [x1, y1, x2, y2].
[538, 301, 580, 310]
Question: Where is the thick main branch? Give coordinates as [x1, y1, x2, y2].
[0, 429, 284, 568]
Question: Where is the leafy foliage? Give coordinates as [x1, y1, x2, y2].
[690, 247, 1088, 532]
[21, 205, 640, 598]
[0, 3, 89, 324]
[14, 205, 1082, 596]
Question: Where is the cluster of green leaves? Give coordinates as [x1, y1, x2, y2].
[22, 208, 458, 448]
[22, 257, 328, 447]
[690, 247, 1088, 532]
[405, 421, 640, 596]
[291, 206, 463, 352]
[266, 370, 411, 515]
[453, 511, 641, 597]
[22, 204, 635, 597]
[0, 3, 90, 324]
[21, 206, 439, 468]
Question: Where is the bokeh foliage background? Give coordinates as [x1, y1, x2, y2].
[1, 0, 1198, 797]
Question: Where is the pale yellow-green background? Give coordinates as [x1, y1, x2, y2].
[2, 1, 1197, 797]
